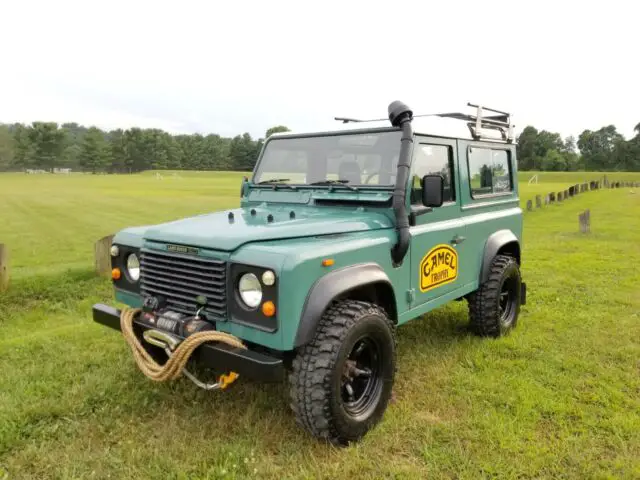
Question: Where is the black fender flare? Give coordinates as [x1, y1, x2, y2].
[480, 230, 521, 283]
[294, 263, 395, 348]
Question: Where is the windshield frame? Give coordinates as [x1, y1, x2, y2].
[250, 126, 402, 190]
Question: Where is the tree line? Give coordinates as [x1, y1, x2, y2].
[516, 123, 640, 171]
[0, 122, 290, 173]
[0, 119, 638, 173]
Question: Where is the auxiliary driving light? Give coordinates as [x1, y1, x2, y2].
[110, 245, 119, 257]
[261, 270, 276, 286]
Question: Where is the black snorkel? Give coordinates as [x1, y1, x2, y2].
[388, 101, 414, 266]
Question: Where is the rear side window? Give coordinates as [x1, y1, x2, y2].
[468, 147, 512, 197]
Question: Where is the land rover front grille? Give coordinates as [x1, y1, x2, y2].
[140, 249, 227, 320]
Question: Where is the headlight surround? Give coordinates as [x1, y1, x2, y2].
[238, 272, 262, 309]
[126, 253, 141, 282]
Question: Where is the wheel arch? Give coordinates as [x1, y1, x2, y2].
[294, 263, 397, 348]
[480, 230, 521, 283]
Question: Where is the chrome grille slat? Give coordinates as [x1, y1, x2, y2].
[140, 248, 227, 320]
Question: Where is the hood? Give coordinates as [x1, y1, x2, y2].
[142, 204, 394, 251]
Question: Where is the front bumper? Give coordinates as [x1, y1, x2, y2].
[92, 303, 285, 382]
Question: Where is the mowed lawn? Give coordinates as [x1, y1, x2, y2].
[1, 171, 639, 479]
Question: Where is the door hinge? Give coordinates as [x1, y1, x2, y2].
[406, 288, 415, 304]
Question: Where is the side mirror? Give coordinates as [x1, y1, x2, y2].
[422, 174, 444, 207]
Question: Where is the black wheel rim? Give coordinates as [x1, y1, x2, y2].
[341, 336, 384, 420]
[499, 276, 518, 328]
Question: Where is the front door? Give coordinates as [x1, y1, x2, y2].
[409, 137, 468, 307]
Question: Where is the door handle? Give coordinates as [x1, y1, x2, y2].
[451, 235, 466, 245]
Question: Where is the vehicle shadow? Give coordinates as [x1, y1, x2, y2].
[395, 302, 474, 352]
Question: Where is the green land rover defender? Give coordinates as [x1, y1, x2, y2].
[93, 101, 527, 445]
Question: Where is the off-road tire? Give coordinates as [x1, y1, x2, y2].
[468, 254, 522, 337]
[288, 300, 396, 446]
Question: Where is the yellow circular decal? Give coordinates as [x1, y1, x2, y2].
[420, 244, 458, 292]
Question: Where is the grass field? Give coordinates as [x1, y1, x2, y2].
[1, 170, 640, 479]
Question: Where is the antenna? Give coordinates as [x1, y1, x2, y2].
[335, 102, 515, 143]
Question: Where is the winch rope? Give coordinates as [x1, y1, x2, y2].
[120, 307, 246, 383]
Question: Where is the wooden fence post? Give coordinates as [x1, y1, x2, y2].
[95, 234, 115, 277]
[526, 199, 533, 211]
[544, 194, 550, 205]
[535, 195, 542, 208]
[557, 191, 563, 202]
[549, 192, 556, 203]
[579, 209, 591, 233]
[0, 244, 9, 292]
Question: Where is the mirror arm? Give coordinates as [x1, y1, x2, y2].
[409, 205, 433, 226]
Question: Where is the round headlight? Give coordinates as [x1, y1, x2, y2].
[238, 273, 262, 309]
[110, 245, 119, 257]
[261, 270, 276, 286]
[126, 253, 140, 282]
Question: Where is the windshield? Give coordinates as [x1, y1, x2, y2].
[253, 130, 401, 187]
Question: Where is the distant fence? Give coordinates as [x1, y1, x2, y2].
[524, 176, 639, 234]
[525, 176, 639, 213]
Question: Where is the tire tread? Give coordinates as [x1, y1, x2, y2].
[288, 299, 395, 445]
[468, 254, 520, 337]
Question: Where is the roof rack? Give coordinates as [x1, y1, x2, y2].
[334, 102, 515, 143]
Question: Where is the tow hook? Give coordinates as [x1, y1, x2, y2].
[142, 329, 239, 391]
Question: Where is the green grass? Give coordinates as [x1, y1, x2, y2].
[1, 171, 640, 479]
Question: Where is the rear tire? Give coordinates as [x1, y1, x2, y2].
[288, 300, 396, 446]
[468, 254, 522, 337]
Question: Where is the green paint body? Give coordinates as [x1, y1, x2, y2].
[110, 131, 522, 352]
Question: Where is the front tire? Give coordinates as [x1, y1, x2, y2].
[468, 254, 522, 337]
[288, 300, 396, 446]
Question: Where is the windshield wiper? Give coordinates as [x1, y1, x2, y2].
[309, 179, 358, 191]
[255, 178, 296, 190]
[257, 178, 291, 184]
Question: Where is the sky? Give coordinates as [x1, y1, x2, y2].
[1, 0, 638, 141]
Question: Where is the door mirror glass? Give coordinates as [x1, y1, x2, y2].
[422, 174, 444, 207]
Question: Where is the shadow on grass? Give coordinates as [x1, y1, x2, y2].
[397, 302, 473, 351]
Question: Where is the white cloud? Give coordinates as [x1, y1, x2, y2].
[0, 0, 638, 139]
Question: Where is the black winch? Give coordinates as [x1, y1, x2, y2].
[139, 295, 214, 338]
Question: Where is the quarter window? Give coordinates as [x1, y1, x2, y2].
[468, 147, 512, 196]
[411, 144, 455, 204]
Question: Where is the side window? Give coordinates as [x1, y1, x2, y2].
[468, 147, 512, 197]
[411, 144, 455, 204]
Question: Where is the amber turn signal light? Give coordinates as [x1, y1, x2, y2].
[111, 268, 121, 280]
[321, 258, 335, 267]
[262, 301, 276, 317]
